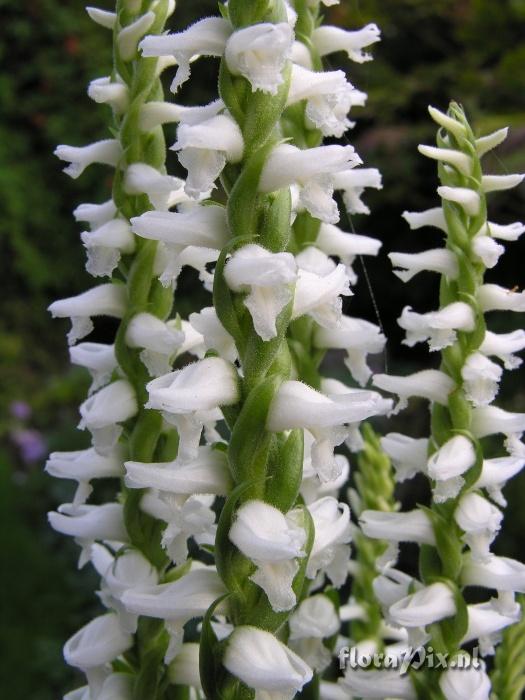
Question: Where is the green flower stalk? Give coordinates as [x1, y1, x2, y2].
[346, 104, 525, 698]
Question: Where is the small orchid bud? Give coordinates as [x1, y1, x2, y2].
[54, 139, 122, 179]
[224, 244, 297, 341]
[48, 284, 127, 345]
[78, 380, 137, 455]
[398, 302, 476, 351]
[360, 509, 435, 545]
[389, 248, 459, 283]
[481, 173, 524, 193]
[118, 12, 155, 61]
[87, 76, 129, 113]
[418, 144, 472, 175]
[74, 199, 117, 229]
[223, 625, 313, 698]
[140, 17, 232, 92]
[86, 6, 116, 30]
[312, 23, 381, 63]
[475, 127, 509, 157]
[454, 492, 502, 561]
[428, 105, 467, 140]
[225, 23, 294, 95]
[427, 435, 476, 503]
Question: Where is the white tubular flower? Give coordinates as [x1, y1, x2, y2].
[54, 140, 122, 179]
[462, 553, 525, 593]
[125, 312, 183, 377]
[79, 380, 137, 456]
[64, 613, 132, 692]
[267, 380, 391, 482]
[121, 567, 226, 662]
[418, 144, 472, 176]
[478, 283, 525, 313]
[471, 406, 525, 456]
[372, 369, 455, 413]
[373, 568, 417, 617]
[471, 233, 505, 268]
[64, 673, 134, 700]
[74, 199, 117, 229]
[224, 244, 297, 341]
[398, 301, 476, 351]
[389, 249, 459, 283]
[300, 433, 349, 504]
[288, 595, 339, 672]
[480, 329, 525, 370]
[229, 500, 306, 612]
[340, 668, 416, 699]
[91, 545, 158, 633]
[140, 492, 216, 564]
[454, 492, 502, 561]
[48, 283, 127, 345]
[125, 445, 231, 496]
[175, 320, 205, 358]
[475, 455, 525, 506]
[140, 17, 232, 92]
[307, 497, 352, 586]
[48, 503, 127, 566]
[172, 114, 244, 198]
[223, 626, 313, 700]
[461, 352, 503, 407]
[131, 204, 229, 286]
[168, 643, 202, 690]
[259, 143, 362, 224]
[359, 509, 435, 546]
[402, 206, 447, 232]
[389, 582, 456, 628]
[145, 357, 240, 460]
[139, 97, 224, 131]
[481, 173, 524, 193]
[316, 222, 381, 283]
[312, 23, 381, 63]
[482, 220, 525, 242]
[439, 662, 491, 700]
[428, 105, 468, 140]
[117, 11, 155, 61]
[292, 257, 351, 329]
[124, 163, 187, 211]
[225, 23, 293, 95]
[189, 307, 237, 363]
[86, 6, 117, 30]
[69, 342, 117, 394]
[87, 76, 128, 113]
[287, 65, 362, 137]
[45, 446, 123, 507]
[427, 435, 476, 503]
[314, 316, 386, 386]
[475, 126, 509, 157]
[80, 219, 135, 278]
[437, 185, 481, 216]
[332, 167, 382, 215]
[380, 433, 429, 482]
[463, 601, 520, 655]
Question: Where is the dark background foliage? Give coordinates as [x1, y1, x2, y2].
[1, 1, 524, 697]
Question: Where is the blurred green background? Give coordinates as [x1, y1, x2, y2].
[1, 0, 524, 697]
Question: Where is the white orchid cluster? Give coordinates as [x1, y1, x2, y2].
[331, 104, 525, 700]
[45, 0, 396, 698]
